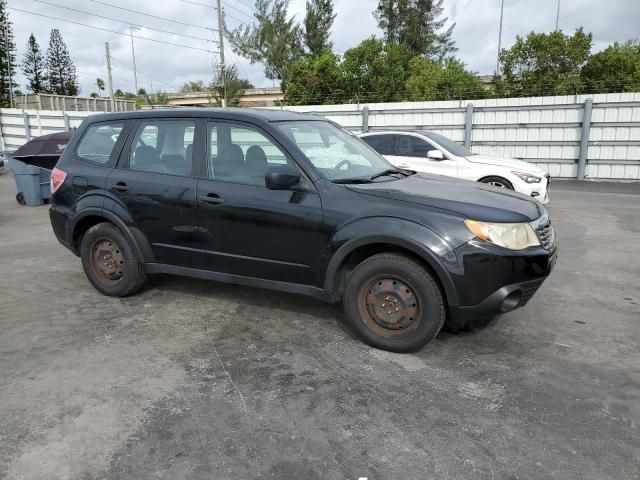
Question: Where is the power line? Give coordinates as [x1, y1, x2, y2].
[25, 0, 218, 44]
[87, 0, 217, 32]
[8, 7, 217, 53]
[109, 55, 180, 91]
[222, 1, 256, 20]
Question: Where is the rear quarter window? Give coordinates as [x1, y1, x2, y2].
[76, 122, 125, 164]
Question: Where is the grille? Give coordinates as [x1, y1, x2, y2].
[531, 213, 555, 250]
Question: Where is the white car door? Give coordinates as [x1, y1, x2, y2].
[386, 134, 458, 178]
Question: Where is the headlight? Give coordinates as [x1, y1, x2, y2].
[465, 219, 540, 250]
[512, 171, 542, 183]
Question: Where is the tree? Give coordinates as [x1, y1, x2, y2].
[581, 41, 640, 94]
[208, 65, 254, 106]
[180, 80, 206, 93]
[304, 0, 336, 55]
[374, 0, 456, 60]
[0, 0, 17, 107]
[498, 28, 592, 97]
[229, 0, 304, 80]
[89, 92, 99, 98]
[405, 57, 486, 101]
[22, 34, 47, 94]
[284, 51, 345, 105]
[96, 78, 105, 97]
[46, 29, 79, 96]
[341, 37, 412, 103]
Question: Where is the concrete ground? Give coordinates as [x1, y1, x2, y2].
[0, 173, 638, 480]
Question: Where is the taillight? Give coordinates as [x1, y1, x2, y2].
[51, 167, 67, 193]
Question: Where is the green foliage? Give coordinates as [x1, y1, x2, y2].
[180, 80, 206, 93]
[208, 65, 255, 107]
[22, 34, 47, 94]
[304, 0, 336, 55]
[405, 57, 486, 101]
[284, 51, 345, 104]
[0, 0, 17, 107]
[340, 38, 412, 102]
[46, 29, 79, 96]
[149, 91, 169, 105]
[581, 41, 640, 93]
[498, 28, 592, 97]
[229, 0, 304, 80]
[96, 78, 105, 96]
[373, 0, 456, 60]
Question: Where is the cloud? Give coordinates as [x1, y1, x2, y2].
[9, 0, 640, 95]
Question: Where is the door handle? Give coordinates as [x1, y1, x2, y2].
[112, 182, 129, 192]
[198, 193, 224, 205]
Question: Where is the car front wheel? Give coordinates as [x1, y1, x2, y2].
[80, 222, 146, 297]
[479, 176, 514, 190]
[343, 253, 446, 352]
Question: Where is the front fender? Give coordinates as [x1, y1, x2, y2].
[324, 217, 460, 306]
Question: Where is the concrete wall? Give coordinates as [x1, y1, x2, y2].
[270, 92, 640, 180]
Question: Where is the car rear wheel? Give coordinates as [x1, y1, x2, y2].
[343, 253, 446, 352]
[80, 222, 146, 297]
[480, 176, 514, 190]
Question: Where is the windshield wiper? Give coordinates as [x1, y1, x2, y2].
[369, 168, 409, 180]
[332, 177, 373, 184]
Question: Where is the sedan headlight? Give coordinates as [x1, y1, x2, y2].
[465, 219, 540, 250]
[512, 171, 542, 183]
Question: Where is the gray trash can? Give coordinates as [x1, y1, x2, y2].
[8, 158, 52, 206]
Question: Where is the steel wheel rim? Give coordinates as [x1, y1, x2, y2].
[357, 275, 422, 339]
[90, 237, 124, 285]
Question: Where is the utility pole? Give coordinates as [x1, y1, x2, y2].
[105, 42, 115, 112]
[130, 27, 139, 93]
[216, 0, 227, 107]
[4, 23, 14, 108]
[495, 0, 504, 77]
[555, 0, 561, 31]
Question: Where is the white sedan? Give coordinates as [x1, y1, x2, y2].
[359, 130, 550, 203]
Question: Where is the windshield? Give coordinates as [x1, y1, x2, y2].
[276, 121, 394, 181]
[421, 130, 475, 157]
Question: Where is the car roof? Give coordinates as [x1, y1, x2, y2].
[84, 107, 323, 124]
[360, 130, 432, 136]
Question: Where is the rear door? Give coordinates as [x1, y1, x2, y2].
[104, 118, 201, 268]
[196, 120, 325, 286]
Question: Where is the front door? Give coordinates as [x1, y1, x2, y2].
[196, 121, 325, 286]
[104, 119, 201, 267]
[388, 134, 459, 178]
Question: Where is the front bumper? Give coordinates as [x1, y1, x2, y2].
[515, 174, 550, 204]
[446, 238, 558, 326]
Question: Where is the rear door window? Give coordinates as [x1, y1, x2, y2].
[129, 120, 196, 176]
[76, 122, 125, 164]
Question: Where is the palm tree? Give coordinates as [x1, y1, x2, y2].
[96, 77, 105, 97]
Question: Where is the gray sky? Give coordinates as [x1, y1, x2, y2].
[8, 0, 640, 95]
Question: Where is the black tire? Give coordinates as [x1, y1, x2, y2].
[16, 192, 26, 205]
[343, 253, 446, 353]
[80, 222, 146, 297]
[479, 176, 514, 190]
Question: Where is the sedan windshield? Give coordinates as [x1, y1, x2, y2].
[421, 130, 476, 157]
[277, 121, 396, 181]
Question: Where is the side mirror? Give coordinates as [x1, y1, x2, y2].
[265, 165, 301, 190]
[427, 150, 444, 160]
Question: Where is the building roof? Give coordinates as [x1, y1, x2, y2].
[85, 107, 322, 124]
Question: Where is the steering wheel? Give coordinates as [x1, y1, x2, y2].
[333, 159, 352, 172]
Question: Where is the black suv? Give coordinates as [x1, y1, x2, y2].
[50, 109, 557, 352]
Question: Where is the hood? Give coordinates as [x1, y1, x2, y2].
[467, 154, 548, 175]
[347, 173, 544, 223]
